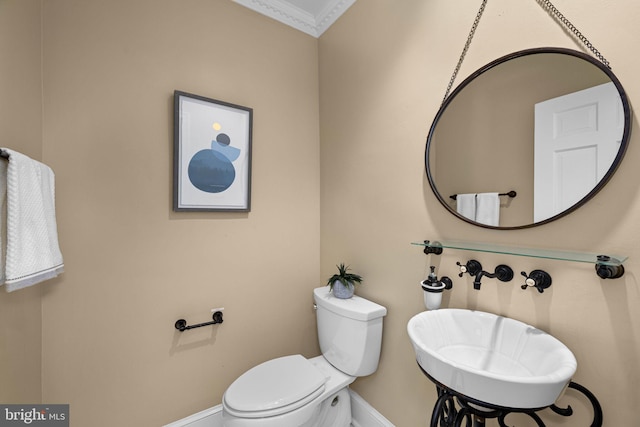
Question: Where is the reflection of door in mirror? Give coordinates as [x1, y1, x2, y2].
[534, 82, 623, 222]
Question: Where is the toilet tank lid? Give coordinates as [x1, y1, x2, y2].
[314, 287, 387, 321]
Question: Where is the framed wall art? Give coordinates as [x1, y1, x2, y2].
[173, 91, 253, 212]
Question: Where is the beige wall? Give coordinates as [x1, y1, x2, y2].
[320, 0, 640, 425]
[0, 0, 43, 404]
[4, 0, 640, 426]
[38, 0, 320, 425]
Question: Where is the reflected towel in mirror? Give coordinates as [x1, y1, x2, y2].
[455, 193, 500, 226]
[456, 194, 476, 221]
[476, 193, 499, 226]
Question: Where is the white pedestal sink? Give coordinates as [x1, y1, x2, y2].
[407, 309, 577, 409]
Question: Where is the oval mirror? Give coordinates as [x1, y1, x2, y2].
[426, 48, 632, 229]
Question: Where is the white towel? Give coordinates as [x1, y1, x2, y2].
[0, 148, 64, 292]
[0, 159, 6, 285]
[456, 193, 476, 221]
[475, 192, 500, 226]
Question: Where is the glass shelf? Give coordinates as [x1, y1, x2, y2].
[412, 240, 627, 266]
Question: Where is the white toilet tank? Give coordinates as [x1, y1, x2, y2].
[313, 287, 387, 377]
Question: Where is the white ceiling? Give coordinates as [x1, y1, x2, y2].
[233, 0, 356, 37]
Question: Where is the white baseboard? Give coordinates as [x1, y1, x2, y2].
[163, 388, 394, 427]
[162, 405, 222, 427]
[349, 389, 395, 427]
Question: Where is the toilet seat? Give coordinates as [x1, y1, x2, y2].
[223, 355, 327, 419]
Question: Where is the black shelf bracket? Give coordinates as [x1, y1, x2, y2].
[595, 255, 625, 279]
[423, 240, 443, 255]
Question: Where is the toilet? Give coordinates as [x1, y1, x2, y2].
[222, 286, 387, 427]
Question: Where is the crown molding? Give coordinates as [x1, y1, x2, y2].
[233, 0, 356, 37]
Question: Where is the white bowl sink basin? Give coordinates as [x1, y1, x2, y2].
[407, 309, 577, 409]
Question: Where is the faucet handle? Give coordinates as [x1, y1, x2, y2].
[520, 270, 552, 293]
[520, 271, 534, 289]
[456, 261, 467, 277]
[456, 260, 482, 277]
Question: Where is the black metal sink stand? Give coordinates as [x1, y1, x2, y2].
[418, 365, 602, 427]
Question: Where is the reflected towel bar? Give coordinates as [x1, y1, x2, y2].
[450, 190, 517, 200]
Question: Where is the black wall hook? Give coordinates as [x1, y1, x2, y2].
[175, 310, 224, 332]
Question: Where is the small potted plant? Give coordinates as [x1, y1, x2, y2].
[326, 263, 363, 299]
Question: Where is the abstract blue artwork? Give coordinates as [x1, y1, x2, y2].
[188, 134, 239, 193]
[174, 91, 253, 211]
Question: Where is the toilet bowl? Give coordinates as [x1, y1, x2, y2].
[222, 287, 387, 427]
[222, 355, 353, 427]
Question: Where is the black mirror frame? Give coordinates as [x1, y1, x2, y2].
[425, 47, 632, 230]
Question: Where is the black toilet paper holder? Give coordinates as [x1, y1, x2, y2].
[175, 309, 224, 332]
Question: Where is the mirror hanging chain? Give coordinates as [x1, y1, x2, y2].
[441, 0, 488, 104]
[536, 0, 610, 68]
[442, 0, 610, 104]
